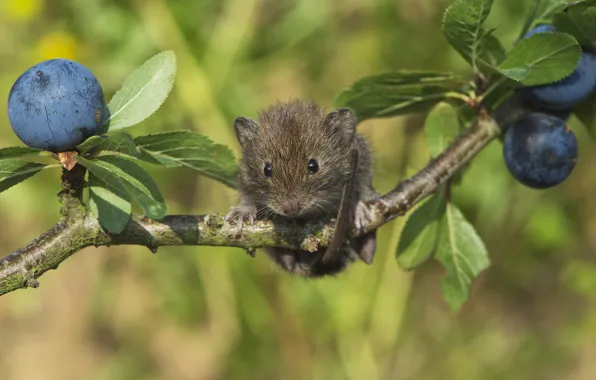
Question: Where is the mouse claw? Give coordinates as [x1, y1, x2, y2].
[225, 205, 257, 235]
[354, 200, 374, 233]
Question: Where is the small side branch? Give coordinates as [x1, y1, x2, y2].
[376, 109, 500, 224]
[0, 113, 501, 296]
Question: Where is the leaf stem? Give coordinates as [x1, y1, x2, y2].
[445, 91, 472, 103]
[43, 164, 64, 170]
[477, 75, 507, 104]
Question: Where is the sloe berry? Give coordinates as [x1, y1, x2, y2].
[7, 59, 109, 152]
[503, 113, 577, 189]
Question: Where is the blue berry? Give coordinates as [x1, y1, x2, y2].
[7, 59, 109, 152]
[523, 24, 556, 38]
[521, 25, 596, 110]
[528, 52, 596, 110]
[503, 113, 577, 189]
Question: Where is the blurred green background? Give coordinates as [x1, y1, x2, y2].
[1, 0, 596, 379]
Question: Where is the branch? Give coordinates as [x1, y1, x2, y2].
[0, 112, 501, 296]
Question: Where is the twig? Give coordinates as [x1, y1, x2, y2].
[0, 112, 501, 296]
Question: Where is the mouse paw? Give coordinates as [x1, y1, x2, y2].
[225, 204, 257, 235]
[354, 200, 374, 233]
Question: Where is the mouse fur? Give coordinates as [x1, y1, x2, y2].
[226, 100, 378, 277]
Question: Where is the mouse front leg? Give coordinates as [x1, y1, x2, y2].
[354, 201, 375, 232]
[225, 193, 258, 234]
[353, 187, 379, 264]
[353, 187, 378, 232]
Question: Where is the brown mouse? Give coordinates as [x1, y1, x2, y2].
[226, 100, 378, 277]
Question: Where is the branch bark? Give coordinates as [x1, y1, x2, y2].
[0, 113, 501, 296]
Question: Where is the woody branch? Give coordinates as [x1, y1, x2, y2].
[0, 111, 501, 296]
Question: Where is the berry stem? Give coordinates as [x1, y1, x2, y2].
[445, 91, 472, 103]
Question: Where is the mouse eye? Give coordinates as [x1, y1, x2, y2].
[307, 159, 319, 174]
[264, 162, 273, 178]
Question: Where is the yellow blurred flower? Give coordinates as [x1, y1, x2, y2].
[3, 0, 44, 23]
[37, 32, 79, 61]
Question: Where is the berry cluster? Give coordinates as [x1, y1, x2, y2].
[7, 59, 108, 152]
[503, 25, 596, 189]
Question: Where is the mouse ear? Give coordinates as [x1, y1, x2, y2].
[234, 117, 259, 147]
[323, 108, 357, 141]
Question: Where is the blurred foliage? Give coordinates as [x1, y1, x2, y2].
[1, 0, 596, 379]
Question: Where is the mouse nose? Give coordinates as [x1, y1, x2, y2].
[281, 199, 302, 216]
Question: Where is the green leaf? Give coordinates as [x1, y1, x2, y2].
[425, 102, 461, 157]
[335, 71, 462, 121]
[78, 155, 166, 220]
[76, 136, 105, 155]
[435, 203, 490, 311]
[78, 131, 138, 157]
[497, 32, 581, 85]
[134, 130, 239, 188]
[481, 33, 507, 68]
[99, 132, 138, 157]
[0, 160, 46, 192]
[518, 0, 569, 39]
[575, 90, 596, 140]
[553, 0, 596, 52]
[89, 173, 132, 234]
[396, 194, 446, 270]
[106, 51, 177, 131]
[442, 0, 504, 70]
[0, 147, 42, 160]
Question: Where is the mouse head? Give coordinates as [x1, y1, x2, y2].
[234, 101, 358, 219]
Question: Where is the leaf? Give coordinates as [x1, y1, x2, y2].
[425, 102, 461, 157]
[396, 194, 446, 270]
[575, 90, 596, 140]
[0, 160, 46, 192]
[78, 131, 138, 157]
[442, 0, 504, 70]
[106, 51, 177, 131]
[89, 173, 132, 234]
[76, 136, 105, 155]
[497, 32, 581, 85]
[335, 71, 462, 121]
[98, 132, 138, 157]
[134, 130, 239, 188]
[518, 0, 569, 39]
[0, 147, 41, 160]
[481, 33, 507, 68]
[435, 203, 490, 311]
[553, 0, 596, 52]
[77, 155, 166, 220]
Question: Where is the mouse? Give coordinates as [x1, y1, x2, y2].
[225, 100, 378, 277]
